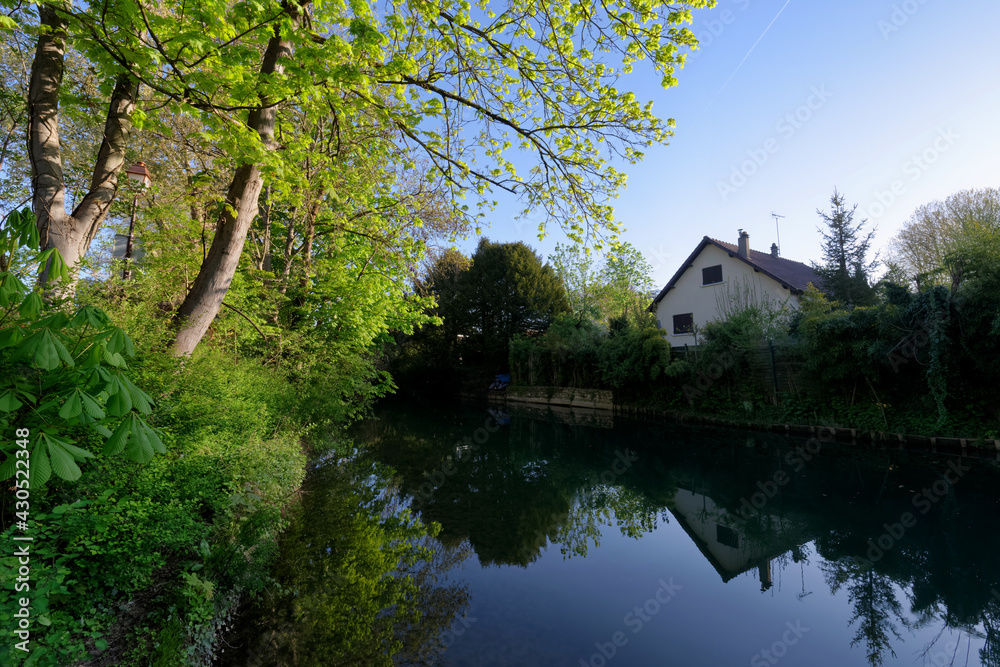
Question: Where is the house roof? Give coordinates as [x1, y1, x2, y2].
[647, 236, 823, 311]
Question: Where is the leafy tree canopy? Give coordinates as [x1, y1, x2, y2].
[455, 238, 569, 369]
[549, 241, 653, 322]
[888, 186, 1000, 289]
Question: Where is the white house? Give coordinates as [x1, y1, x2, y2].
[648, 231, 821, 345]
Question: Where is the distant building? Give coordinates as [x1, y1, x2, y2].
[647, 231, 821, 345]
[111, 234, 145, 264]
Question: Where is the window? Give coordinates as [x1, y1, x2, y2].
[672, 313, 694, 335]
[716, 524, 739, 549]
[702, 264, 723, 285]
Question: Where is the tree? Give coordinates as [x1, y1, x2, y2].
[888, 187, 1000, 289]
[27, 7, 138, 290]
[11, 0, 713, 355]
[549, 243, 605, 321]
[599, 242, 655, 320]
[397, 247, 471, 381]
[813, 189, 878, 307]
[549, 241, 653, 322]
[459, 238, 569, 369]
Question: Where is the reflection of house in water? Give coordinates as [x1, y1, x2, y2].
[668, 484, 812, 591]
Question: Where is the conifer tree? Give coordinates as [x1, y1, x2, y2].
[813, 189, 878, 307]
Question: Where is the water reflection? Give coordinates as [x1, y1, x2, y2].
[219, 459, 472, 666]
[358, 401, 1000, 666]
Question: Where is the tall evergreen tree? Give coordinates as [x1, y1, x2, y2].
[813, 189, 878, 307]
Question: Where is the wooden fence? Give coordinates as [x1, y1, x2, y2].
[672, 341, 805, 403]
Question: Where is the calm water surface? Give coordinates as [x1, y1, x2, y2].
[224, 401, 1000, 666]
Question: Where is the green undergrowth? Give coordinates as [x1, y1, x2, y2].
[0, 350, 311, 666]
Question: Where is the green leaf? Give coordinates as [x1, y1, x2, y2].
[18, 291, 43, 320]
[102, 346, 126, 368]
[138, 418, 166, 454]
[106, 328, 135, 356]
[70, 305, 111, 330]
[44, 247, 71, 283]
[0, 326, 23, 349]
[95, 424, 113, 438]
[47, 438, 83, 481]
[30, 439, 52, 486]
[0, 389, 22, 412]
[22, 329, 74, 370]
[58, 390, 83, 419]
[125, 416, 154, 463]
[13, 208, 38, 248]
[59, 441, 95, 460]
[103, 417, 132, 456]
[122, 376, 153, 413]
[105, 377, 133, 416]
[80, 392, 106, 419]
[30, 312, 71, 331]
[0, 455, 15, 480]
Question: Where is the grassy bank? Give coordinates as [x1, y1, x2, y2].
[0, 349, 320, 666]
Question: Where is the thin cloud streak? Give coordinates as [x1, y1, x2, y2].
[709, 0, 794, 106]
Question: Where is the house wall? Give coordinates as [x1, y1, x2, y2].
[653, 244, 798, 345]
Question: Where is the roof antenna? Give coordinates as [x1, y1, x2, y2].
[771, 213, 784, 254]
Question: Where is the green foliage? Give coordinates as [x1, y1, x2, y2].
[0, 209, 165, 486]
[709, 275, 794, 344]
[813, 189, 878, 307]
[0, 348, 308, 666]
[549, 241, 654, 322]
[597, 315, 672, 398]
[889, 186, 1000, 287]
[15, 0, 716, 262]
[223, 457, 471, 666]
[510, 312, 671, 399]
[510, 314, 605, 387]
[409, 238, 570, 373]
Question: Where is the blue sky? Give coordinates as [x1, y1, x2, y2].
[459, 0, 1000, 287]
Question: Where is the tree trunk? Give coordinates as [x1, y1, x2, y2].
[29, 6, 137, 290]
[260, 185, 272, 272]
[171, 10, 299, 356]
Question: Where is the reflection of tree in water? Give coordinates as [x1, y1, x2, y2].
[363, 404, 676, 566]
[983, 598, 1000, 667]
[549, 484, 671, 559]
[822, 559, 908, 667]
[221, 461, 471, 666]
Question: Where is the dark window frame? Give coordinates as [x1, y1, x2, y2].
[716, 523, 739, 549]
[702, 264, 723, 285]
[672, 313, 694, 335]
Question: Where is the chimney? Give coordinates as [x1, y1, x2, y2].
[770, 243, 779, 258]
[737, 230, 750, 257]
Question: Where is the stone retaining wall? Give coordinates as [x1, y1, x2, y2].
[504, 386, 613, 410]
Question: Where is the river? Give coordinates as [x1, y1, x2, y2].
[219, 400, 1000, 666]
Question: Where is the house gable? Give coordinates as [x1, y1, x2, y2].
[648, 236, 821, 343]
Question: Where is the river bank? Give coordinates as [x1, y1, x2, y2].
[496, 385, 1000, 458]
